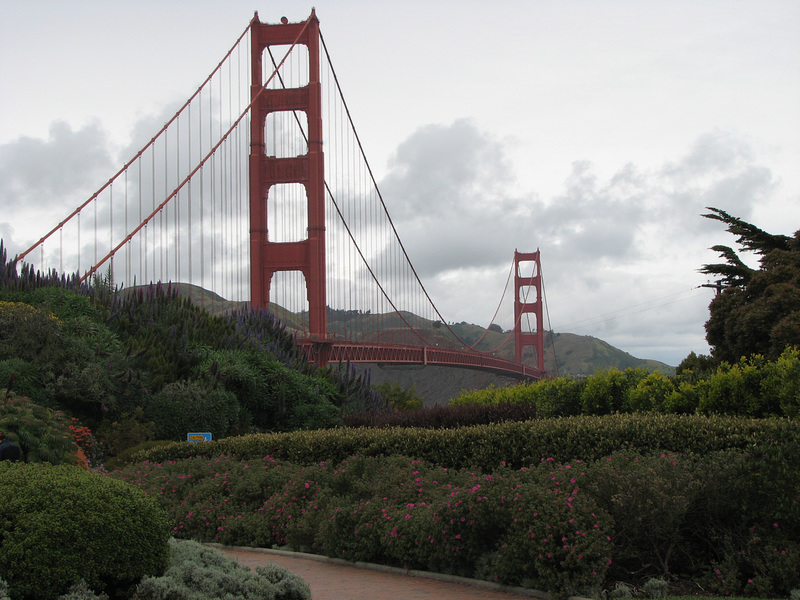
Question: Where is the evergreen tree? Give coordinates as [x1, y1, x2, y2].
[700, 207, 800, 362]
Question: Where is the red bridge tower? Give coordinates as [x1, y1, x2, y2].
[249, 12, 327, 340]
[514, 250, 545, 372]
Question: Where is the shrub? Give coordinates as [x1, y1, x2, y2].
[0, 395, 78, 464]
[483, 461, 613, 596]
[56, 581, 108, 600]
[626, 371, 675, 412]
[580, 368, 648, 415]
[533, 376, 585, 417]
[696, 356, 779, 417]
[0, 462, 170, 600]
[582, 452, 703, 578]
[0, 301, 63, 364]
[134, 414, 800, 473]
[134, 538, 311, 600]
[145, 380, 242, 441]
[373, 381, 424, 411]
[342, 401, 540, 429]
[94, 408, 158, 460]
[704, 530, 800, 596]
[642, 578, 668, 598]
[762, 345, 800, 418]
[102, 439, 172, 471]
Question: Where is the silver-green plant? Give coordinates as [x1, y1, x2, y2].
[134, 539, 311, 600]
[57, 580, 109, 600]
[643, 577, 668, 599]
[609, 582, 632, 599]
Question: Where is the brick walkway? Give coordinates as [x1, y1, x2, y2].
[219, 546, 548, 600]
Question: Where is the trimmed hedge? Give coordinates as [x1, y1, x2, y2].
[133, 414, 800, 471]
[0, 463, 171, 600]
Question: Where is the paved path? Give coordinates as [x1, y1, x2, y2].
[218, 546, 548, 600]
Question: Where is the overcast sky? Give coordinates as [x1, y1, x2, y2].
[1, 0, 798, 366]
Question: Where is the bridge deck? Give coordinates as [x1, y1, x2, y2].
[297, 339, 544, 380]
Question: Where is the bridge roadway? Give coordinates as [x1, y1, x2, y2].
[297, 339, 544, 380]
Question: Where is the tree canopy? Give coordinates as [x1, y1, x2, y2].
[700, 207, 800, 362]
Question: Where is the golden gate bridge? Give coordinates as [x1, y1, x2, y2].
[13, 11, 547, 380]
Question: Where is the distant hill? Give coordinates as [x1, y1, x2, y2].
[156, 283, 675, 405]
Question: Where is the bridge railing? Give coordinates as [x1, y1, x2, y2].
[297, 339, 544, 380]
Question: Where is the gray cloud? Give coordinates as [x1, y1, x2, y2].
[378, 121, 774, 282]
[0, 121, 114, 208]
[372, 119, 777, 364]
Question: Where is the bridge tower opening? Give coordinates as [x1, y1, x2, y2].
[249, 11, 327, 340]
[514, 250, 545, 372]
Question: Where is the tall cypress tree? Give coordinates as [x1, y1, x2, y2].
[700, 207, 800, 362]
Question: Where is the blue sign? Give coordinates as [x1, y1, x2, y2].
[187, 432, 212, 442]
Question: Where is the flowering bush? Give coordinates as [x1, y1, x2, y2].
[704, 527, 800, 596]
[69, 418, 101, 468]
[581, 451, 703, 577]
[484, 461, 613, 594]
[109, 428, 800, 597]
[111, 454, 613, 597]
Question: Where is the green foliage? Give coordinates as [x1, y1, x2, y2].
[700, 207, 800, 362]
[373, 381, 424, 411]
[580, 368, 649, 414]
[113, 411, 800, 597]
[0, 294, 131, 417]
[582, 452, 704, 576]
[343, 400, 540, 428]
[114, 455, 612, 597]
[0, 395, 78, 464]
[762, 345, 800, 417]
[643, 578, 668, 599]
[3, 286, 98, 321]
[482, 463, 613, 594]
[145, 380, 242, 441]
[0, 300, 64, 363]
[134, 413, 799, 472]
[103, 439, 173, 471]
[449, 376, 586, 418]
[449, 349, 800, 419]
[0, 462, 170, 600]
[676, 351, 718, 382]
[134, 538, 311, 600]
[94, 408, 157, 458]
[695, 355, 779, 416]
[533, 376, 585, 417]
[56, 580, 109, 600]
[0, 358, 40, 399]
[196, 350, 342, 432]
[704, 531, 800, 596]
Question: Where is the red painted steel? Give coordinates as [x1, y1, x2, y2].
[297, 340, 545, 380]
[248, 16, 544, 380]
[514, 250, 545, 371]
[250, 12, 327, 340]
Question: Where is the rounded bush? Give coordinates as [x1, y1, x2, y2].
[0, 462, 170, 600]
[145, 380, 241, 441]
